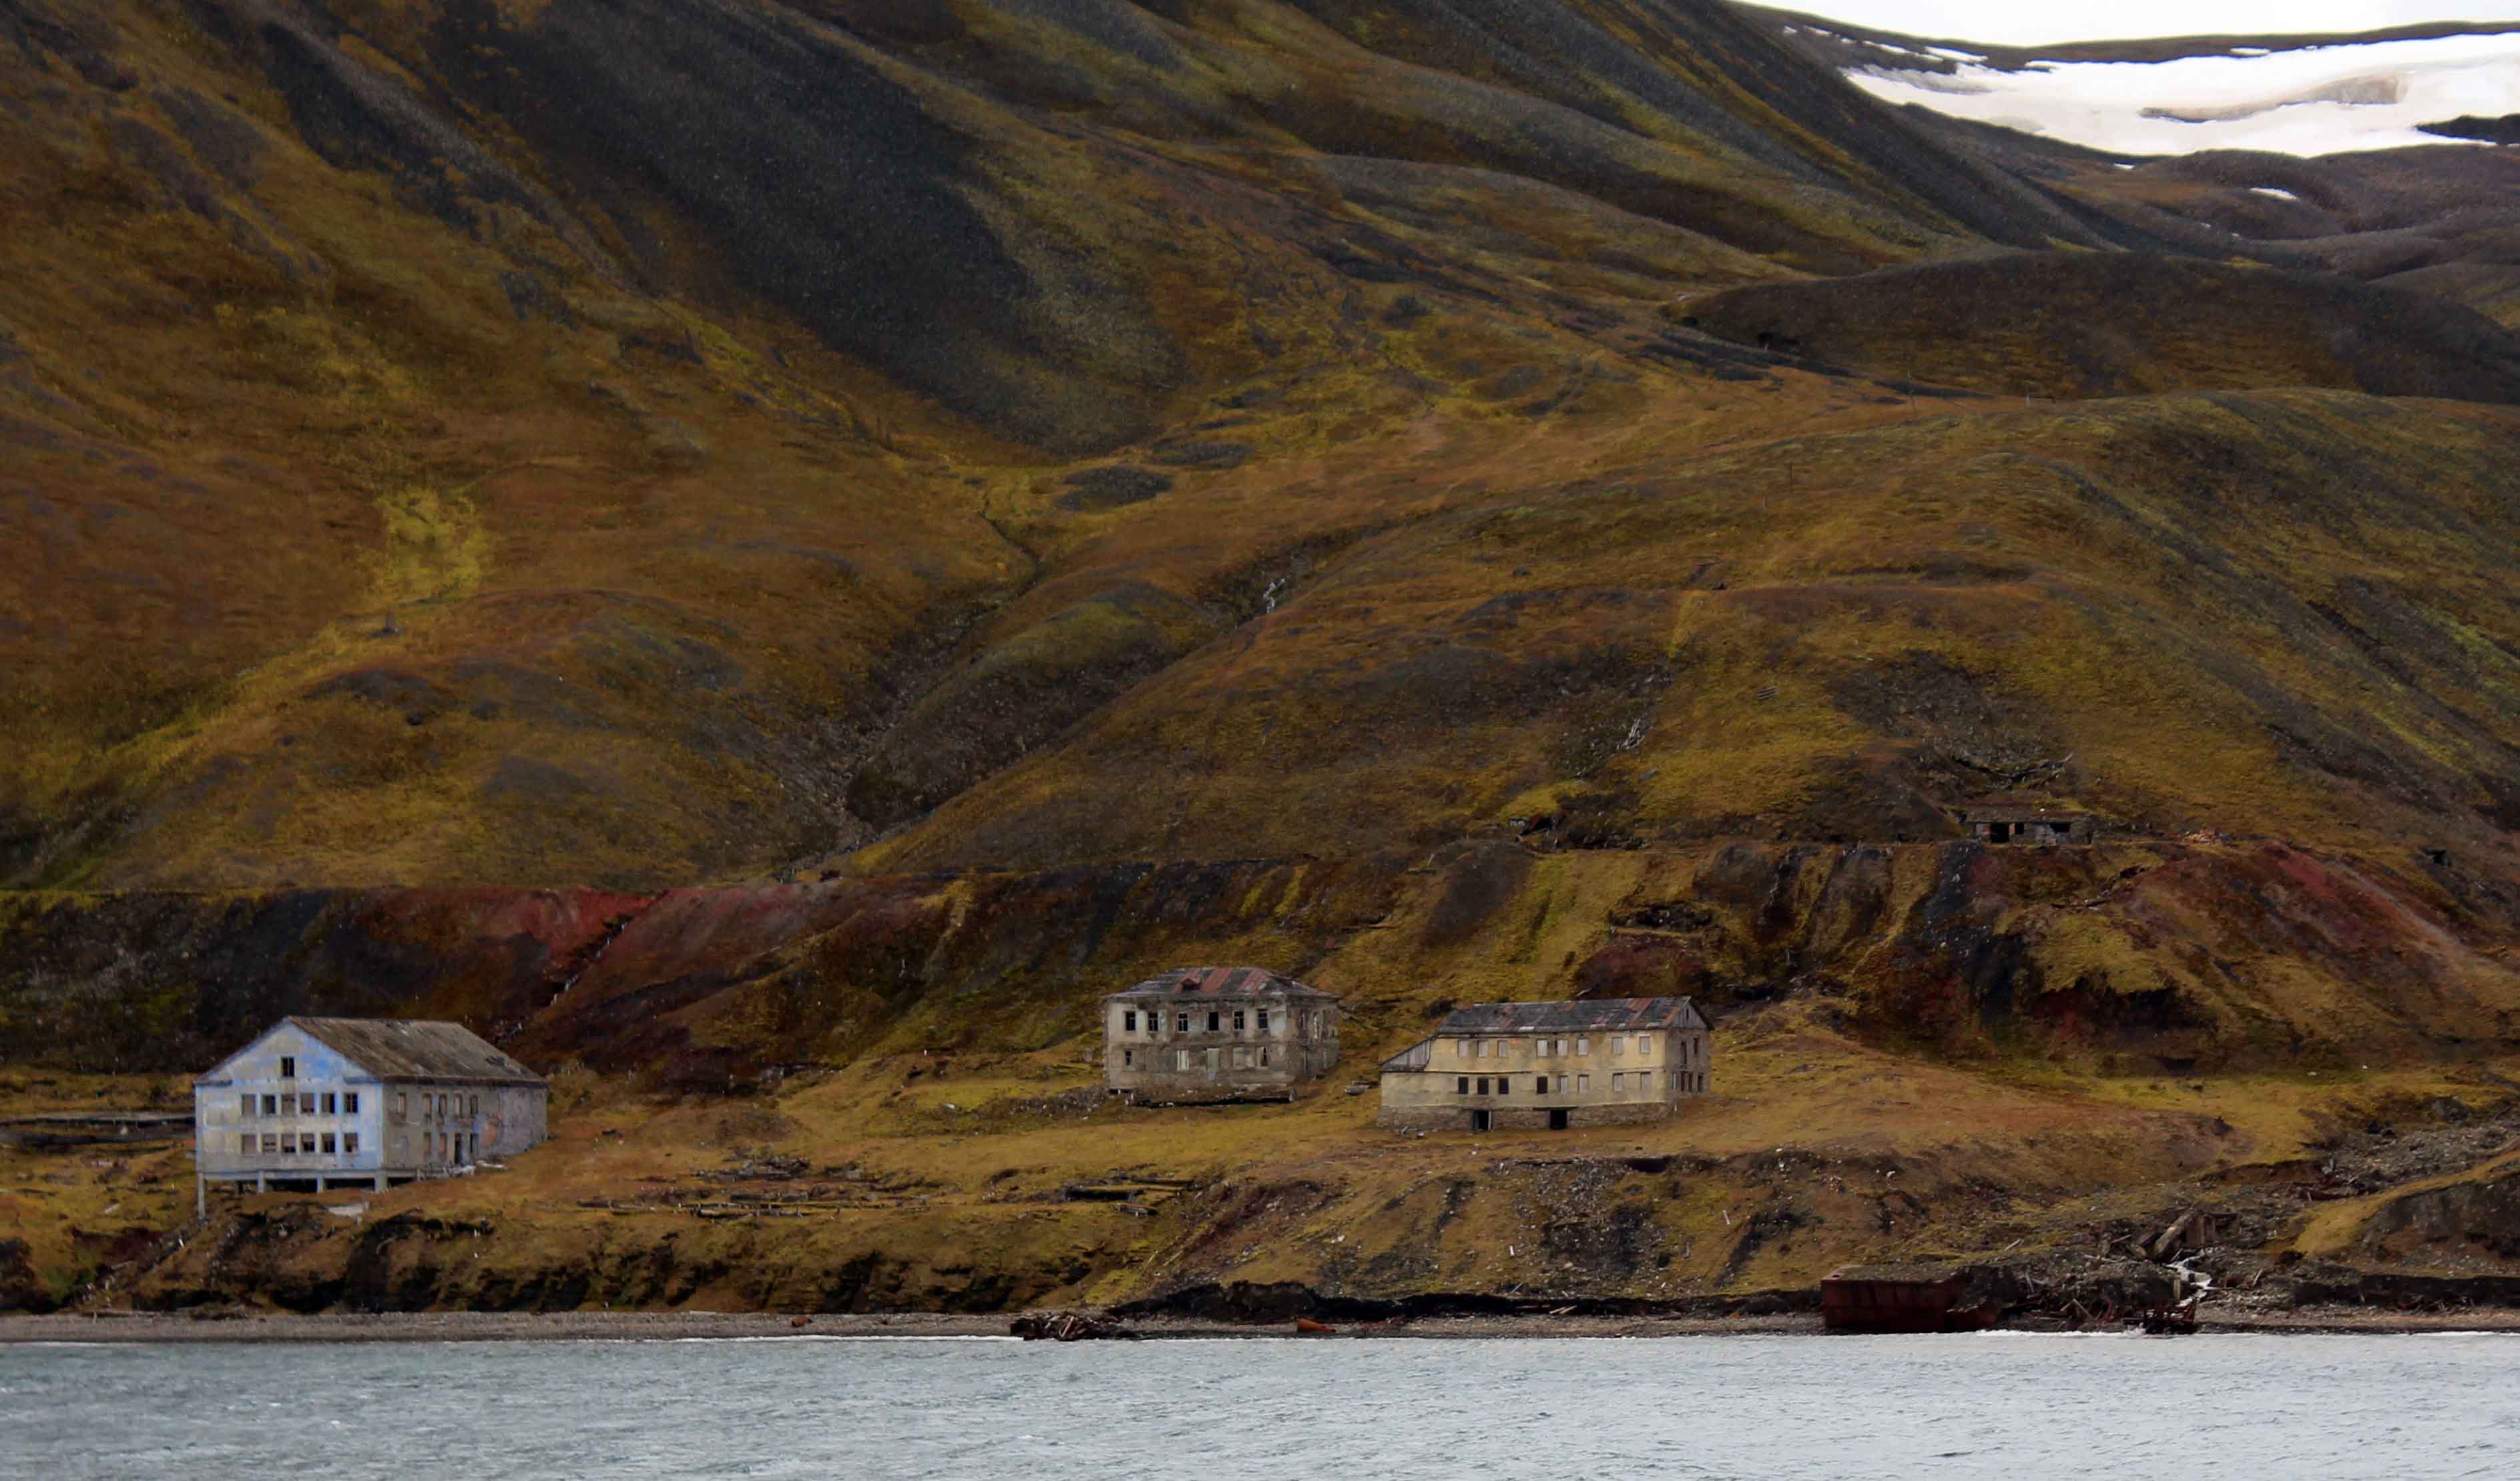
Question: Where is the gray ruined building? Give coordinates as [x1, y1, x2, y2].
[1958, 796, 2097, 845]
[192, 1017, 547, 1213]
[1378, 996, 1710, 1133]
[1103, 966, 1342, 1103]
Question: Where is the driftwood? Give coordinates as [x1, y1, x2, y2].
[1009, 1311, 1138, 1342]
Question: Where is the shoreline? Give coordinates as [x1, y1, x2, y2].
[6, 1307, 2520, 1344]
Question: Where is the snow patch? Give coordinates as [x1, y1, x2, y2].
[1840, 30, 2520, 156]
[2248, 186, 2302, 200]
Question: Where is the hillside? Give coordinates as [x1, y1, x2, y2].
[3, 1, 2519, 1320]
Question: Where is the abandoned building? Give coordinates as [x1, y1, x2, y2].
[1377, 996, 1711, 1133]
[192, 1017, 548, 1213]
[1959, 798, 2097, 846]
[1103, 966, 1344, 1103]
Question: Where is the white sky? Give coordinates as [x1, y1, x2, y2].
[1780, 3, 2515, 47]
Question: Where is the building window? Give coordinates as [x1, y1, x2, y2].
[1612, 1073, 1625, 1092]
[1176, 1012, 1190, 1032]
[1535, 1076, 1549, 1094]
[1457, 1077, 1469, 1095]
[1536, 1039, 1551, 1059]
[469, 1095, 479, 1117]
[1609, 1037, 1624, 1057]
[1476, 1077, 1489, 1095]
[344, 1093, 359, 1115]
[1257, 1009, 1270, 1032]
[300, 1094, 315, 1114]
[1638, 1071, 1654, 1091]
[393, 1093, 407, 1118]
[322, 1093, 336, 1115]
[1637, 1039, 1652, 1059]
[262, 1134, 278, 1154]
[1123, 1010, 1138, 1032]
[279, 1056, 296, 1079]
[1232, 1048, 1250, 1069]
[238, 1134, 254, 1155]
[1176, 1050, 1192, 1071]
[320, 1133, 336, 1154]
[240, 1095, 255, 1119]
[1258, 1047, 1270, 1067]
[1122, 1049, 1134, 1069]
[279, 1134, 294, 1155]
[262, 1094, 278, 1115]
[1207, 1011, 1220, 1032]
[1575, 1038, 1589, 1057]
[1577, 1075, 1590, 1093]
[344, 1133, 359, 1154]
[1233, 1010, 1246, 1032]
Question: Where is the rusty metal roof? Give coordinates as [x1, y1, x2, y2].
[1105, 966, 1340, 1002]
[283, 1018, 543, 1084]
[1435, 997, 1705, 1034]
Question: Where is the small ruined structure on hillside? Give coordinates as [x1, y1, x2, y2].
[192, 1017, 547, 1213]
[1378, 996, 1710, 1133]
[1958, 796, 2097, 846]
[1103, 966, 1343, 1103]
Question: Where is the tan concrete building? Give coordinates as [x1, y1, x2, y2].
[1378, 997, 1710, 1133]
[1103, 966, 1342, 1103]
[193, 1017, 547, 1213]
[1958, 797, 2096, 846]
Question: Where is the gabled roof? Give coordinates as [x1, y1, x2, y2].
[1105, 965, 1340, 1002]
[200, 1018, 543, 1085]
[1956, 796, 2094, 823]
[1435, 996, 1706, 1034]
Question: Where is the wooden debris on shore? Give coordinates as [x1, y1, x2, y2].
[1010, 1310, 1138, 1342]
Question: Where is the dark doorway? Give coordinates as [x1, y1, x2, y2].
[1470, 1110, 1491, 1133]
[1548, 1109, 1570, 1131]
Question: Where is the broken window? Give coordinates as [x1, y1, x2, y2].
[344, 1093, 359, 1115]
[296, 1094, 312, 1114]
[262, 1094, 278, 1115]
[322, 1093, 336, 1115]
[1258, 1047, 1270, 1067]
[1207, 1011, 1220, 1032]
[1534, 1076, 1549, 1094]
[393, 1093, 407, 1118]
[1204, 1048, 1220, 1071]
[1122, 1049, 1134, 1069]
[469, 1095, 479, 1117]
[238, 1134, 254, 1155]
[1123, 1010, 1138, 1032]
[279, 1056, 296, 1079]
[240, 1095, 255, 1119]
[1176, 1012, 1190, 1033]
[1476, 1077, 1490, 1095]
[262, 1134, 278, 1154]
[343, 1133, 359, 1155]
[320, 1133, 336, 1155]
[1234, 1010, 1246, 1032]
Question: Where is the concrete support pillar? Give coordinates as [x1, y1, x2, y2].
[254, 1175, 268, 1193]
[373, 1174, 388, 1191]
[314, 1176, 328, 1193]
[196, 1175, 206, 1220]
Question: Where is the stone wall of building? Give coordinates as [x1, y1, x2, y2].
[1103, 995, 1340, 1102]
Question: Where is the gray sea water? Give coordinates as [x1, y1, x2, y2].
[3, 1332, 2513, 1480]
